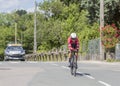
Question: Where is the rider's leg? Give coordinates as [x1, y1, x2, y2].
[68, 51, 72, 67]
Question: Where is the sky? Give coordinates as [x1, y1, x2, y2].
[0, 0, 43, 13]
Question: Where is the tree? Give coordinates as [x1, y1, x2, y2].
[16, 10, 27, 16]
[61, 0, 120, 27]
[104, 0, 120, 28]
[38, 0, 99, 52]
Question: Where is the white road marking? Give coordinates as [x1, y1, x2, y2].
[26, 61, 38, 63]
[61, 66, 69, 69]
[85, 75, 95, 79]
[77, 71, 82, 73]
[98, 81, 111, 86]
[9, 62, 20, 64]
[52, 63, 58, 66]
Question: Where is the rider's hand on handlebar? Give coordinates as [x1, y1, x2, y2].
[74, 49, 77, 52]
[70, 48, 77, 52]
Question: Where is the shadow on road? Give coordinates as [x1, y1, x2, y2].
[0, 68, 11, 70]
[76, 72, 90, 77]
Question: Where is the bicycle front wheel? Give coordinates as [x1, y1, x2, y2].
[70, 56, 77, 76]
[72, 62, 77, 76]
[70, 58, 74, 75]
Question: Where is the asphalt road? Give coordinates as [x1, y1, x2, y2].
[0, 61, 120, 86]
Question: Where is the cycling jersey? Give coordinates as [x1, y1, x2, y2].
[67, 37, 79, 50]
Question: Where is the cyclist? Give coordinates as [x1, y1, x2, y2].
[67, 33, 79, 68]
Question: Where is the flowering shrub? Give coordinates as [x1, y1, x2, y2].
[101, 24, 120, 49]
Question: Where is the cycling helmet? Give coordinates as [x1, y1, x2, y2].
[70, 33, 77, 39]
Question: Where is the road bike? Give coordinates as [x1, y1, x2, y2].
[70, 50, 77, 77]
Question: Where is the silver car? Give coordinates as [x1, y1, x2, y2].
[4, 44, 25, 61]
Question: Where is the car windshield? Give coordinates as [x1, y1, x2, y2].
[7, 46, 23, 51]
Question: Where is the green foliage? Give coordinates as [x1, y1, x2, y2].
[0, 13, 14, 27]
[61, 0, 120, 27]
[0, 48, 4, 61]
[38, 0, 100, 53]
[0, 0, 100, 55]
[79, 23, 99, 52]
[16, 10, 27, 16]
[0, 27, 15, 47]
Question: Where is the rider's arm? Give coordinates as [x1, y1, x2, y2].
[76, 37, 79, 50]
[68, 37, 74, 50]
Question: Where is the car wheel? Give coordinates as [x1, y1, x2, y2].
[21, 59, 25, 61]
[4, 59, 9, 61]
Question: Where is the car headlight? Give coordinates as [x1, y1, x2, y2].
[5, 50, 10, 55]
[21, 50, 25, 55]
